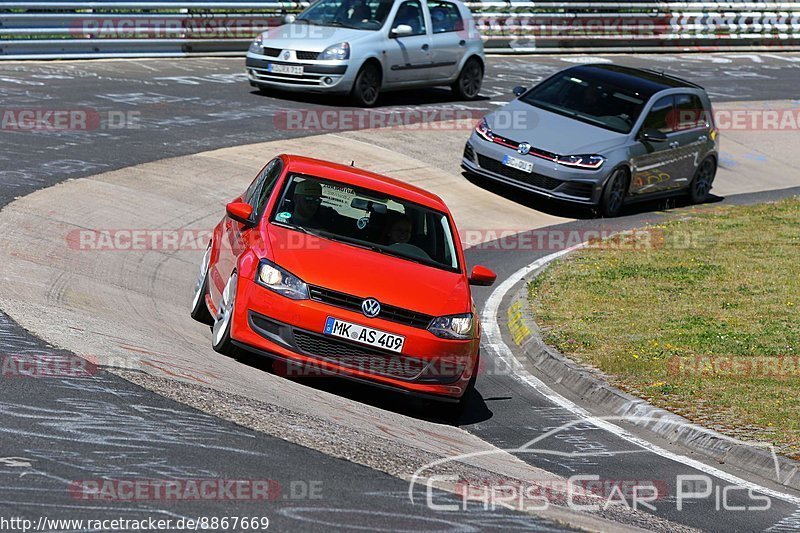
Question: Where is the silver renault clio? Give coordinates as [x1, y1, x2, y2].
[245, 0, 484, 106]
[462, 64, 719, 217]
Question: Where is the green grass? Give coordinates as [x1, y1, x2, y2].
[529, 197, 800, 458]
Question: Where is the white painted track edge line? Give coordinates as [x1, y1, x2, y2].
[481, 243, 800, 506]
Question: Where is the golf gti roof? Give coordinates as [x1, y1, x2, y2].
[566, 64, 705, 97]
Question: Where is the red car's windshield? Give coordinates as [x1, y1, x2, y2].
[271, 174, 460, 272]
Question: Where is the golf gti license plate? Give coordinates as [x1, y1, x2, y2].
[324, 317, 405, 353]
[268, 63, 304, 76]
[502, 154, 534, 173]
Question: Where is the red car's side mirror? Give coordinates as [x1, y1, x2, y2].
[226, 201, 254, 226]
[468, 265, 496, 286]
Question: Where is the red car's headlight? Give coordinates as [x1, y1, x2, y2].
[256, 259, 309, 300]
[428, 313, 475, 340]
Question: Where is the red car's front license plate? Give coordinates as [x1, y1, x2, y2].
[323, 317, 405, 353]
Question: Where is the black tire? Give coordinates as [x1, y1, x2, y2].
[451, 57, 483, 100]
[211, 272, 240, 357]
[688, 157, 716, 204]
[190, 245, 214, 326]
[350, 62, 381, 107]
[600, 167, 629, 218]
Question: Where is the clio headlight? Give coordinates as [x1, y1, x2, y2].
[318, 42, 350, 61]
[249, 34, 264, 54]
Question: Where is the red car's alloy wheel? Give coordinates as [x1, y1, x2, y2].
[190, 245, 214, 326]
[212, 272, 238, 354]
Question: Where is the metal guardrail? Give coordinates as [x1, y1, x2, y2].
[3, 1, 800, 59]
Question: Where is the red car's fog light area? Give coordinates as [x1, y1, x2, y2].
[230, 277, 478, 399]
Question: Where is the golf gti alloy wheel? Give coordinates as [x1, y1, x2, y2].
[690, 157, 716, 204]
[601, 168, 629, 217]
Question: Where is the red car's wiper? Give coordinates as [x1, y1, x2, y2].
[271, 220, 318, 237]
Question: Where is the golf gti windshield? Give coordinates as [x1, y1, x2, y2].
[272, 174, 460, 272]
[296, 0, 395, 30]
[520, 72, 647, 134]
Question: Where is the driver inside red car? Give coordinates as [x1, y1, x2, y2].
[291, 180, 335, 229]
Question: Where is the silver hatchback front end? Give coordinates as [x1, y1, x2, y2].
[461, 131, 608, 206]
[246, 47, 354, 93]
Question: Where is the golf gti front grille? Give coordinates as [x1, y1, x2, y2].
[293, 331, 425, 380]
[485, 135, 559, 162]
[477, 155, 561, 190]
[308, 285, 433, 329]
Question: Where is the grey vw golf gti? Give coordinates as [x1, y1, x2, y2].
[462, 65, 719, 216]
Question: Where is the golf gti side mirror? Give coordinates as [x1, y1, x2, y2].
[469, 265, 497, 286]
[639, 128, 668, 143]
[391, 24, 413, 37]
[226, 201, 254, 226]
[513, 86, 527, 97]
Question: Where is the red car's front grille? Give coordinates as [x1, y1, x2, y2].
[293, 330, 425, 380]
[308, 285, 433, 329]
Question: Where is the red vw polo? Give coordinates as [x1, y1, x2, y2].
[191, 155, 496, 405]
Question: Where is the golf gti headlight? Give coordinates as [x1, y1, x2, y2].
[318, 42, 350, 60]
[428, 313, 475, 340]
[249, 34, 264, 54]
[556, 154, 605, 170]
[256, 259, 308, 300]
[475, 117, 494, 142]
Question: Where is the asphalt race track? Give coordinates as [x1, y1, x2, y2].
[1, 54, 800, 531]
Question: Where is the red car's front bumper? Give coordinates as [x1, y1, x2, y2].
[228, 277, 479, 401]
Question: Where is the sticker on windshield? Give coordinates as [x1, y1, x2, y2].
[276, 211, 292, 221]
[356, 216, 370, 230]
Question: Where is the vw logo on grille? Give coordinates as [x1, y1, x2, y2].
[517, 142, 531, 155]
[361, 298, 381, 318]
